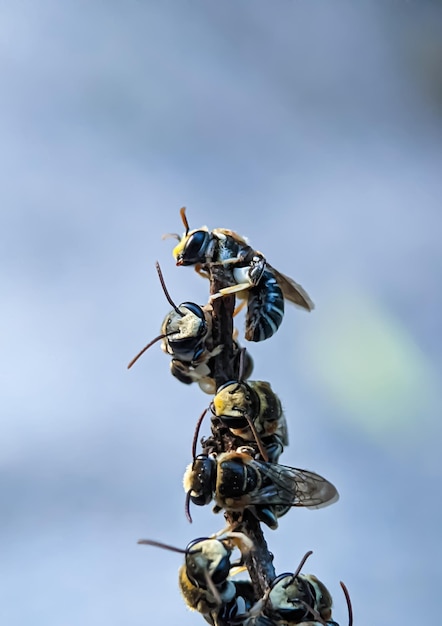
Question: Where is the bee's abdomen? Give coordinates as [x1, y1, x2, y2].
[245, 270, 284, 342]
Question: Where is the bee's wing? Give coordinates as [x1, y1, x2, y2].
[247, 461, 339, 509]
[268, 265, 314, 311]
[213, 228, 249, 245]
[278, 414, 289, 447]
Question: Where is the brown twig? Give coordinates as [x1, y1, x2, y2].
[208, 263, 276, 596]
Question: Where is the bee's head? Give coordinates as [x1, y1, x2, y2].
[268, 573, 317, 623]
[173, 228, 211, 265]
[212, 381, 258, 428]
[185, 538, 231, 588]
[162, 302, 208, 360]
[170, 207, 211, 265]
[183, 454, 216, 508]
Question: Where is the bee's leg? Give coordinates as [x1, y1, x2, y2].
[225, 532, 254, 553]
[228, 564, 248, 576]
[170, 360, 195, 385]
[233, 299, 247, 317]
[209, 525, 235, 539]
[210, 283, 250, 301]
[231, 298, 247, 341]
[195, 264, 210, 280]
[255, 506, 279, 530]
[210, 255, 246, 267]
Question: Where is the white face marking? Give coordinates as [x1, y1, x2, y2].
[175, 311, 202, 338]
[199, 540, 228, 574]
[269, 575, 305, 611]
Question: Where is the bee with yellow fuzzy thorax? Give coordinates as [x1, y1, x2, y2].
[138, 532, 255, 625]
[211, 378, 288, 464]
[183, 446, 339, 530]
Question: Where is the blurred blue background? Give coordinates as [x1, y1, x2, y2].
[1, 1, 441, 625]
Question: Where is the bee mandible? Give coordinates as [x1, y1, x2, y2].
[167, 207, 314, 342]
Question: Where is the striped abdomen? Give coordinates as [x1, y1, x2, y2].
[245, 269, 284, 342]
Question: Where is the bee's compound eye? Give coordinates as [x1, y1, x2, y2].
[190, 492, 212, 506]
[181, 231, 210, 264]
[211, 554, 230, 585]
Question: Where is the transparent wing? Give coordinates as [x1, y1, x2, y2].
[247, 461, 339, 509]
[212, 228, 249, 245]
[268, 265, 314, 311]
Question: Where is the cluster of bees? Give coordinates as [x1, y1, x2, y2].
[129, 208, 352, 626]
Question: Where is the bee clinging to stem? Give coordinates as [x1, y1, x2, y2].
[188, 353, 279, 467]
[183, 446, 339, 529]
[166, 207, 314, 342]
[127, 262, 253, 394]
[138, 532, 255, 625]
[211, 376, 288, 464]
[238, 550, 352, 626]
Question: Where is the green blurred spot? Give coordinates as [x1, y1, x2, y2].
[303, 292, 438, 442]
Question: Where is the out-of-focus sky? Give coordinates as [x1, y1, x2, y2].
[1, 2, 441, 625]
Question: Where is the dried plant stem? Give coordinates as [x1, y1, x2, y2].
[209, 264, 276, 596]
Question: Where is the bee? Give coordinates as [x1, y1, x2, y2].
[241, 552, 351, 626]
[183, 447, 339, 529]
[127, 262, 253, 394]
[251, 575, 349, 626]
[168, 207, 314, 342]
[211, 380, 288, 463]
[264, 571, 334, 624]
[138, 532, 255, 626]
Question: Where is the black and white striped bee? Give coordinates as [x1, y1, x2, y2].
[211, 379, 288, 463]
[168, 207, 314, 342]
[183, 447, 339, 529]
[138, 532, 255, 626]
[239, 551, 352, 626]
[127, 262, 253, 394]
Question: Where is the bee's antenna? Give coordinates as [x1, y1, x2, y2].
[185, 490, 193, 524]
[192, 408, 209, 459]
[298, 600, 327, 626]
[292, 550, 313, 579]
[340, 581, 353, 626]
[228, 383, 242, 396]
[238, 347, 247, 382]
[127, 333, 169, 369]
[179, 206, 190, 235]
[243, 413, 269, 462]
[155, 261, 184, 317]
[137, 538, 187, 554]
[203, 569, 222, 606]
